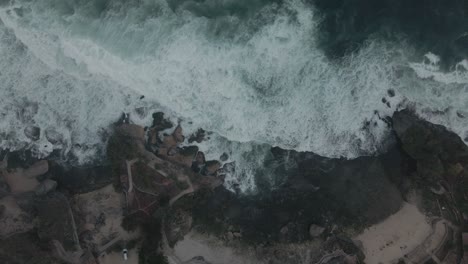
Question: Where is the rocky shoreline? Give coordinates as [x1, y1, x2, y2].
[1, 109, 468, 264]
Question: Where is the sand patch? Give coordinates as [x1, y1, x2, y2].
[356, 202, 431, 264]
[173, 232, 259, 264]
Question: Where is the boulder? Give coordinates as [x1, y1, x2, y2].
[173, 125, 185, 143]
[188, 129, 206, 144]
[202, 160, 221, 176]
[393, 110, 468, 162]
[152, 112, 173, 130]
[24, 126, 40, 141]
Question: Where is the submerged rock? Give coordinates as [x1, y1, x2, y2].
[24, 126, 40, 141]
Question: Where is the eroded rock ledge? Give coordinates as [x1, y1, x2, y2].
[0, 109, 467, 264]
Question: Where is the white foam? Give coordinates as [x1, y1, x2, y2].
[0, 0, 467, 189]
[410, 53, 468, 84]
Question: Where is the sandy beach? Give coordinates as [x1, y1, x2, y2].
[356, 202, 432, 264]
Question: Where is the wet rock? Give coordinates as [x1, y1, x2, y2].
[117, 113, 130, 124]
[387, 89, 395, 97]
[393, 109, 468, 185]
[202, 160, 221, 176]
[152, 112, 173, 130]
[220, 152, 229, 162]
[222, 162, 236, 175]
[173, 125, 185, 143]
[192, 151, 206, 173]
[188, 129, 206, 144]
[309, 224, 325, 238]
[45, 128, 63, 145]
[24, 126, 40, 141]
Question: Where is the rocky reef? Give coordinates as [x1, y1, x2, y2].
[1, 109, 468, 264]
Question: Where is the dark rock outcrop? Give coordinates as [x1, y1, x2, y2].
[36, 192, 80, 251]
[51, 165, 113, 194]
[393, 109, 468, 188]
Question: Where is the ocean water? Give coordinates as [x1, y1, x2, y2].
[0, 0, 467, 191]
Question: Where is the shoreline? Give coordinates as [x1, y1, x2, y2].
[0, 109, 468, 264]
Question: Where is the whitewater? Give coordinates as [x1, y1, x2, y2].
[0, 0, 467, 191]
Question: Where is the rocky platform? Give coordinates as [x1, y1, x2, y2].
[0, 109, 467, 264]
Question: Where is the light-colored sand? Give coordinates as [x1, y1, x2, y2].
[356, 202, 432, 264]
[173, 232, 259, 264]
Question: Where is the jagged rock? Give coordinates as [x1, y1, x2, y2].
[24, 126, 40, 141]
[188, 129, 206, 144]
[202, 160, 221, 176]
[309, 224, 325, 238]
[192, 151, 206, 173]
[152, 112, 173, 130]
[393, 110, 468, 162]
[45, 128, 63, 145]
[173, 125, 185, 143]
[393, 109, 468, 186]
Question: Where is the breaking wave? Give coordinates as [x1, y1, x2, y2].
[0, 0, 466, 191]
